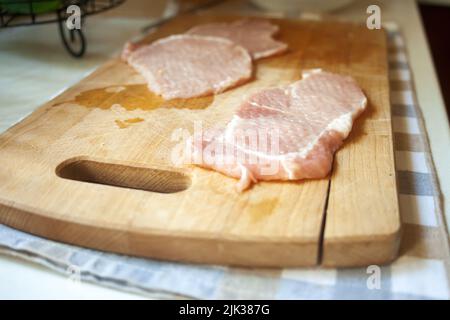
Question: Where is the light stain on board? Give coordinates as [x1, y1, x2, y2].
[54, 84, 213, 111]
[124, 117, 144, 124]
[247, 198, 278, 222]
[115, 117, 144, 129]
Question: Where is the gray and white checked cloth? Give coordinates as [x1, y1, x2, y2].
[0, 20, 449, 299]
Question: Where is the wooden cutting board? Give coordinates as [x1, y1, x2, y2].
[0, 14, 401, 267]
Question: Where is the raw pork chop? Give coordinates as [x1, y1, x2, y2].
[184, 69, 367, 191]
[125, 34, 252, 99]
[186, 19, 288, 60]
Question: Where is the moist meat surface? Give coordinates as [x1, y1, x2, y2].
[186, 19, 288, 59]
[184, 69, 367, 191]
[125, 34, 253, 99]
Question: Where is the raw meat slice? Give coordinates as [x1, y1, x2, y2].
[184, 69, 367, 191]
[186, 19, 288, 60]
[125, 34, 252, 99]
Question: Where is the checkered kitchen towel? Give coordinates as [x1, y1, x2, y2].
[1, 24, 449, 300]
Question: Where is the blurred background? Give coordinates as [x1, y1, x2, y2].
[419, 1, 450, 120]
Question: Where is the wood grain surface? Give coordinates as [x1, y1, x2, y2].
[0, 14, 400, 267]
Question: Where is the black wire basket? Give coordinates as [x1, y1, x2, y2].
[0, 0, 125, 57]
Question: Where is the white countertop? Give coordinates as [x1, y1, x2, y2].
[0, 0, 448, 299]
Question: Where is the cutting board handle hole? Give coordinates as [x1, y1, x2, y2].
[56, 157, 191, 193]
